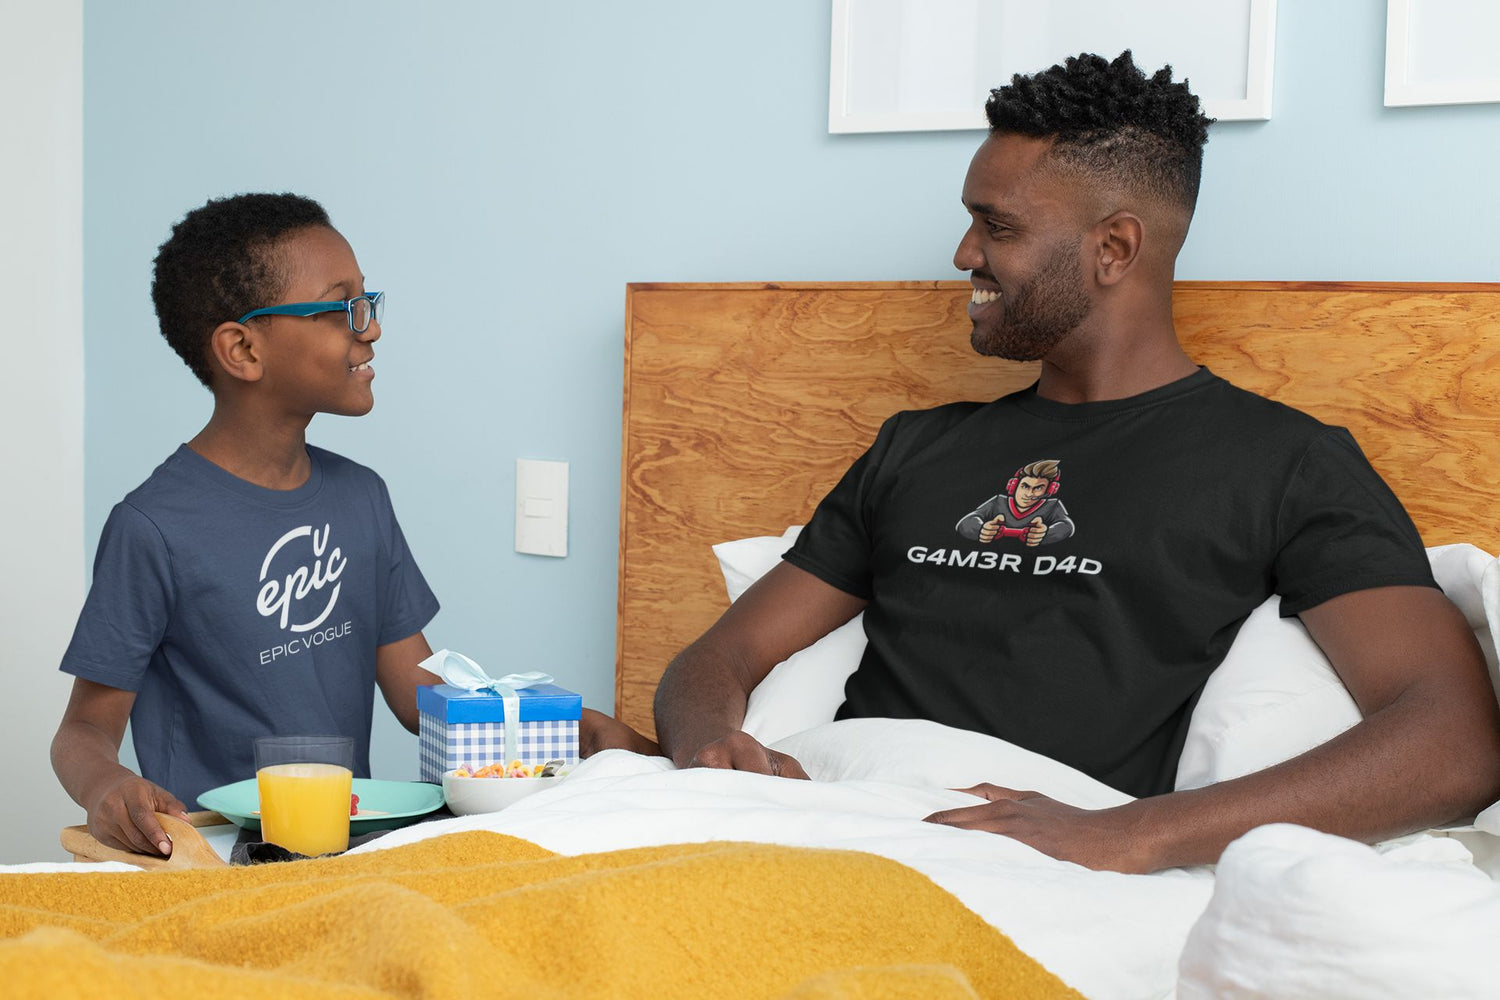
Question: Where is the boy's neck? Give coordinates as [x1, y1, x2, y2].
[188, 410, 313, 491]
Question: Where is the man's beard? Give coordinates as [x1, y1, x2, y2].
[970, 238, 1091, 361]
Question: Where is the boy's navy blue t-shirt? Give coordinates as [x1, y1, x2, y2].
[60, 444, 440, 807]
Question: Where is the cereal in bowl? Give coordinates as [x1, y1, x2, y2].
[454, 760, 544, 779]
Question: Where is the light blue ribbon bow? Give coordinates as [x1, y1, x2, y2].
[421, 649, 553, 767]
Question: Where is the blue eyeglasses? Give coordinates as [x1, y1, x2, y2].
[237, 291, 385, 333]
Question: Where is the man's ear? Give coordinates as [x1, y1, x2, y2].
[1092, 211, 1144, 286]
[208, 321, 264, 383]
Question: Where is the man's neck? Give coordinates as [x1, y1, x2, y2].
[1031, 295, 1197, 403]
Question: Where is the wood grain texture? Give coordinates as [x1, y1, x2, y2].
[617, 282, 1500, 735]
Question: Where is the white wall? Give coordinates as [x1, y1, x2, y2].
[0, 0, 85, 863]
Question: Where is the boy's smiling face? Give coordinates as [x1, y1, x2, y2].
[253, 225, 380, 418]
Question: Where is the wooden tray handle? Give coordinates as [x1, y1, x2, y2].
[59, 810, 230, 870]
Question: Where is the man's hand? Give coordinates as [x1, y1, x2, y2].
[979, 515, 1003, 543]
[654, 562, 866, 770]
[688, 729, 809, 779]
[925, 784, 1153, 873]
[1024, 517, 1047, 547]
[86, 772, 189, 857]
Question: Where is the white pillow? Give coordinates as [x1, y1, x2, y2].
[1172, 597, 1360, 790]
[711, 525, 805, 603]
[741, 618, 865, 745]
[713, 526, 869, 745]
[712, 530, 1500, 792]
[1176, 543, 1499, 791]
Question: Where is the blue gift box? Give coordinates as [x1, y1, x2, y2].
[417, 682, 582, 783]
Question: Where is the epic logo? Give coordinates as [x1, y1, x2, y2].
[256, 524, 347, 632]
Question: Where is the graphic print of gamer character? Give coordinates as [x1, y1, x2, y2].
[906, 459, 1101, 577]
[257, 523, 353, 665]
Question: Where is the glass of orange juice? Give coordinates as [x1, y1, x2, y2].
[253, 735, 355, 856]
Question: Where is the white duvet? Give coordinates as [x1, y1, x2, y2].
[355, 717, 1500, 1000]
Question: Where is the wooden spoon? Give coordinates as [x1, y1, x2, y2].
[60, 811, 229, 870]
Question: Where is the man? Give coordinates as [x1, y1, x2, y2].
[651, 52, 1500, 873]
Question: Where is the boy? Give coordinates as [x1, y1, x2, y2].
[52, 194, 442, 859]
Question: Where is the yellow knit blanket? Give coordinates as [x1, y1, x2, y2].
[0, 832, 1080, 999]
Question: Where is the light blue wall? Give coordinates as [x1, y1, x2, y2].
[83, 2, 1500, 780]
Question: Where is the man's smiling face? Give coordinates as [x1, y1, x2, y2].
[955, 133, 1094, 362]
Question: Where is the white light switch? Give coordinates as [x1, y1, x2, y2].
[515, 459, 568, 557]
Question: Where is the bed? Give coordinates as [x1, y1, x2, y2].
[606, 280, 1500, 997]
[8, 281, 1500, 999]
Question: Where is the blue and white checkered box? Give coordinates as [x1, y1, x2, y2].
[417, 682, 581, 783]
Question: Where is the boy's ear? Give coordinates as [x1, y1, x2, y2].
[208, 321, 264, 384]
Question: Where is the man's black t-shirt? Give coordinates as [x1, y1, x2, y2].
[783, 368, 1435, 798]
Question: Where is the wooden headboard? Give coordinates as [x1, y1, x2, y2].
[617, 281, 1500, 735]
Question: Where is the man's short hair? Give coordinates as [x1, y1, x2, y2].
[985, 50, 1213, 218]
[151, 193, 331, 387]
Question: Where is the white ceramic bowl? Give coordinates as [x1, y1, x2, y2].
[441, 769, 566, 816]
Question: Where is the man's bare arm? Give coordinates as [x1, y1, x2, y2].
[654, 561, 867, 771]
[927, 586, 1500, 872]
[51, 678, 189, 857]
[375, 631, 440, 734]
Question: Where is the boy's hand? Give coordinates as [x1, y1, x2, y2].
[87, 773, 189, 857]
[580, 708, 662, 758]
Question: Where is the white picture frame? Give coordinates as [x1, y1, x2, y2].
[829, 0, 1278, 134]
[1384, 0, 1500, 108]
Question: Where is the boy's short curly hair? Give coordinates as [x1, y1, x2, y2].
[151, 193, 331, 387]
[985, 50, 1214, 216]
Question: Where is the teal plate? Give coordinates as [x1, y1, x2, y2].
[198, 778, 445, 834]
